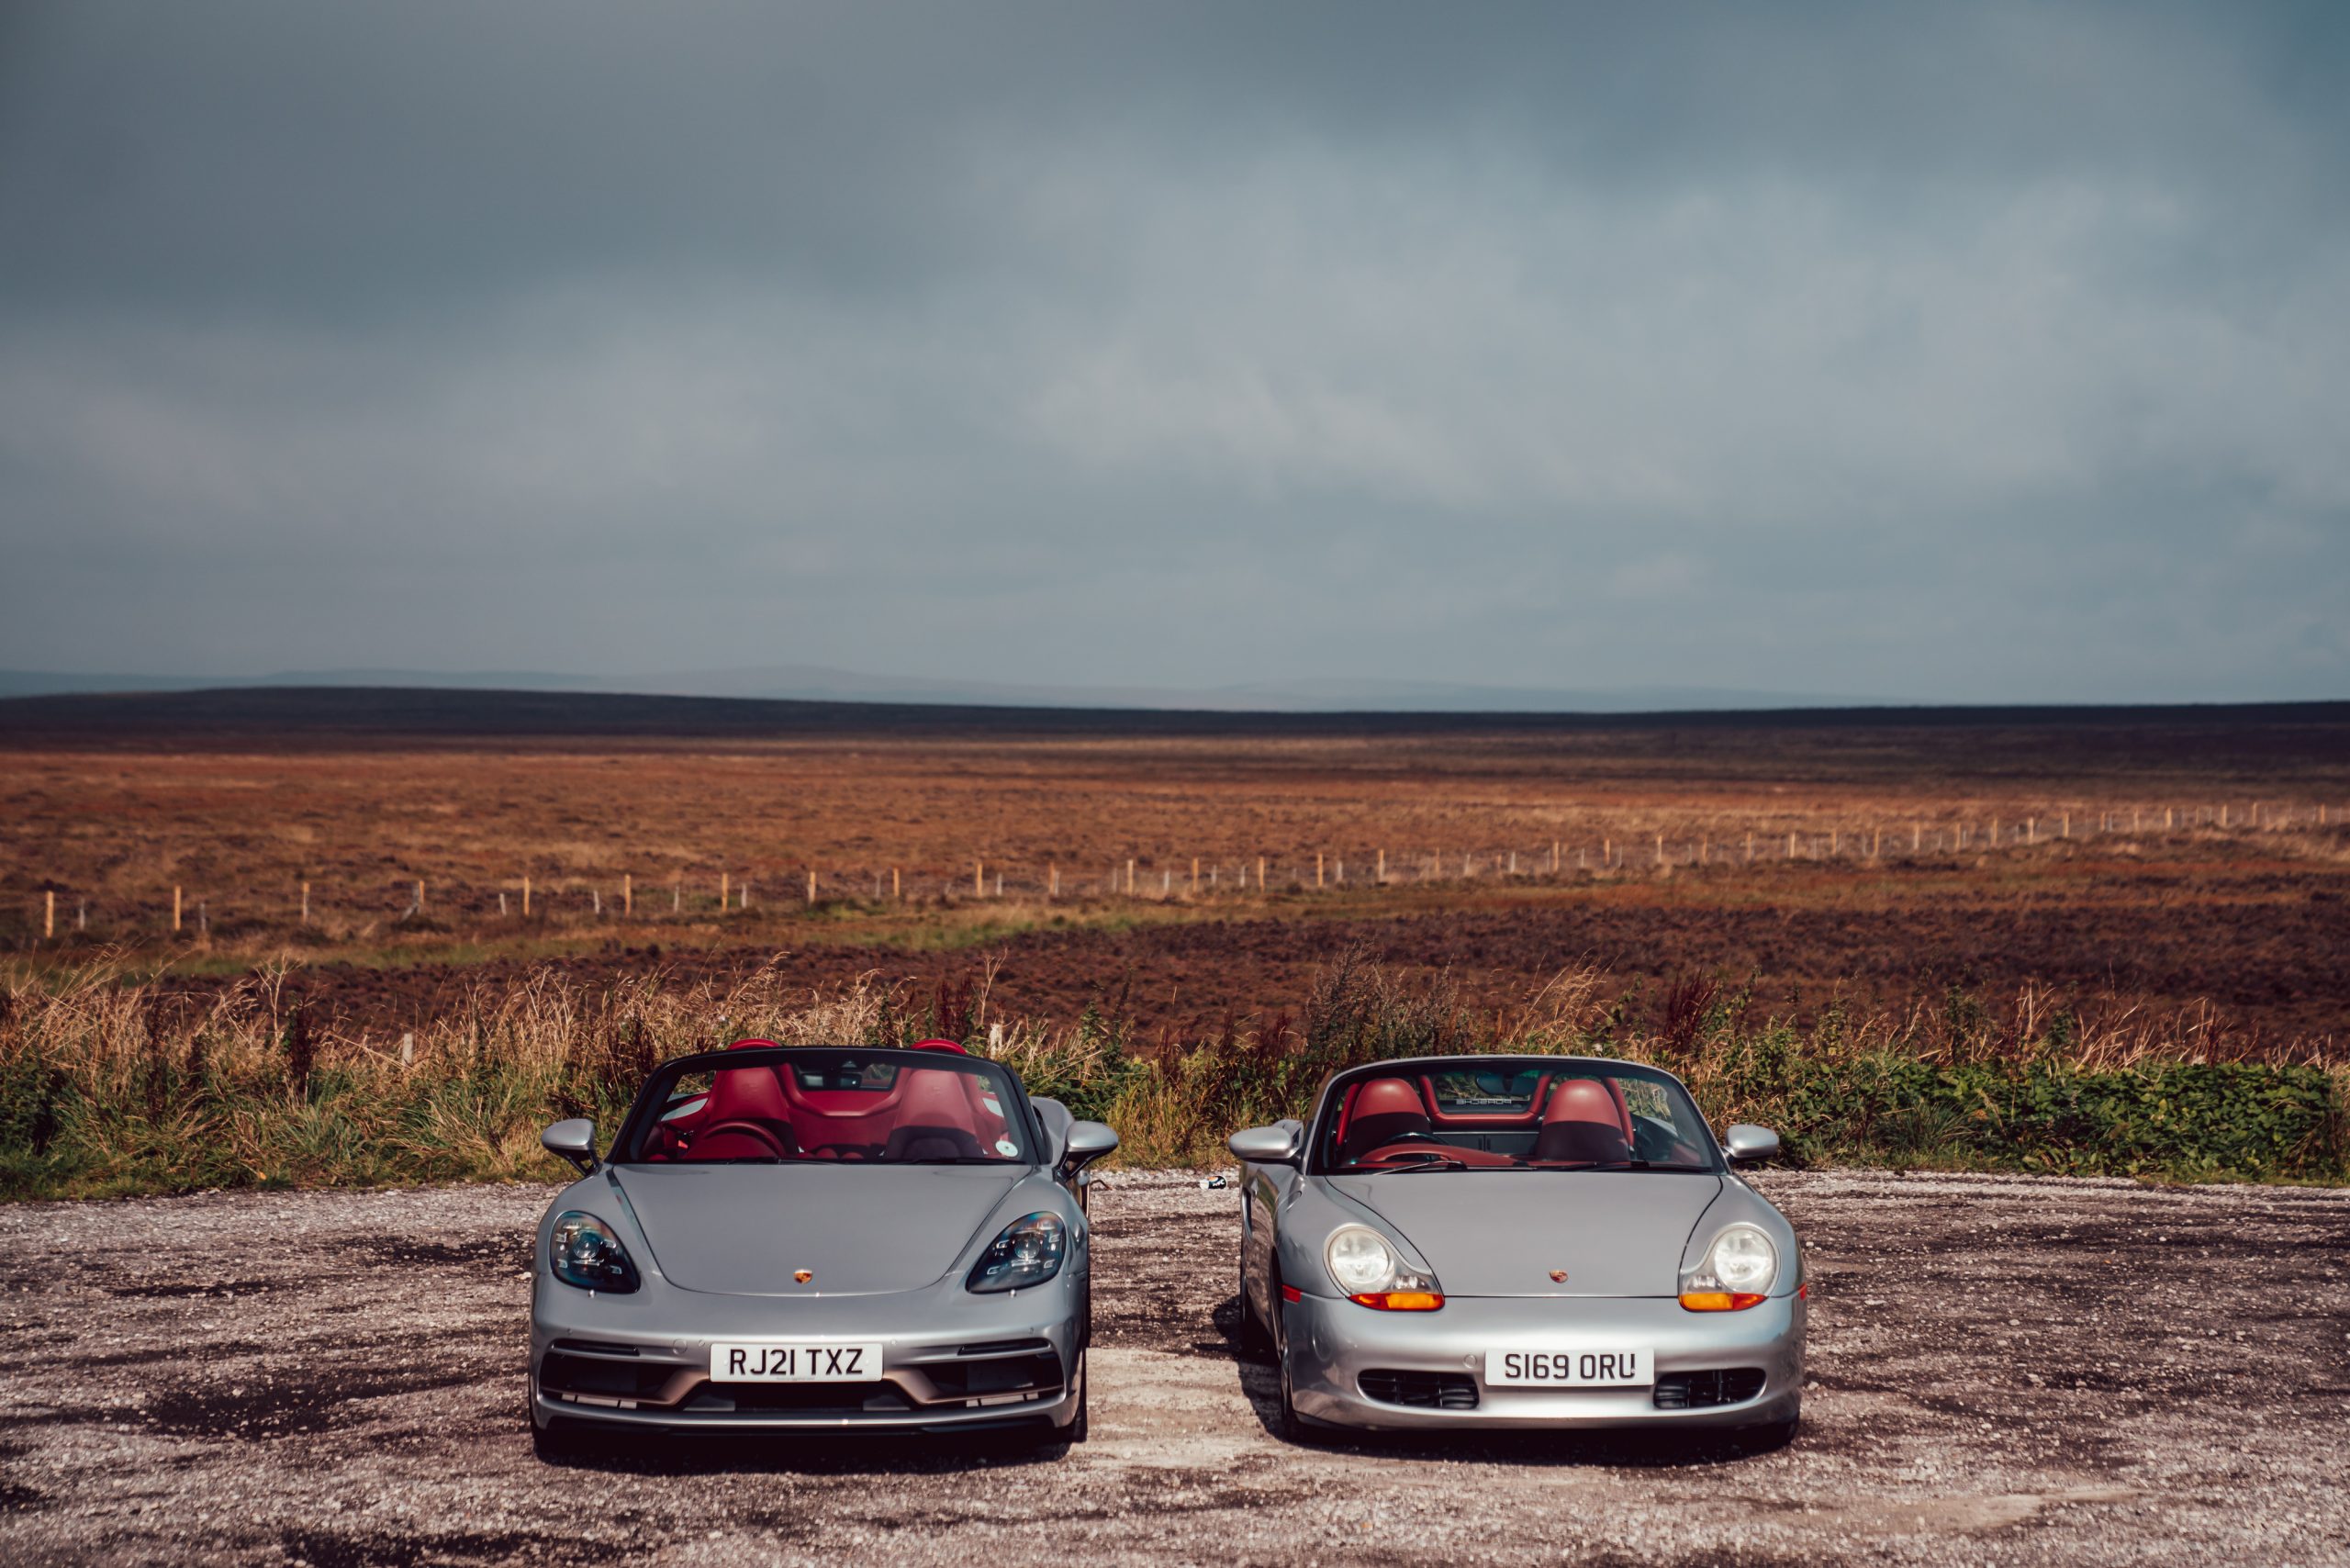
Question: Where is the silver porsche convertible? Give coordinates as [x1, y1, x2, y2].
[1230, 1054, 1804, 1440]
[527, 1040, 1117, 1457]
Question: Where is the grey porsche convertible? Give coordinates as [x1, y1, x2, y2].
[527, 1039, 1117, 1456]
[1229, 1054, 1804, 1440]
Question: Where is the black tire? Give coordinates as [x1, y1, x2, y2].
[1270, 1267, 1319, 1445]
[529, 1392, 587, 1463]
[1237, 1238, 1273, 1361]
[1734, 1409, 1800, 1452]
[1063, 1350, 1089, 1444]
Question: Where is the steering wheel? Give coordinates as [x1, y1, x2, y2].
[688, 1121, 792, 1159]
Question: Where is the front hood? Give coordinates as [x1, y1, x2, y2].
[1328, 1171, 1725, 1297]
[610, 1164, 1026, 1297]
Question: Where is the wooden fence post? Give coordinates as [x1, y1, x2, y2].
[1378, 847, 1387, 881]
[1654, 833, 1664, 866]
[173, 885, 183, 933]
[300, 880, 310, 924]
[523, 876, 532, 916]
[44, 890, 53, 940]
[721, 871, 730, 910]
[1257, 856, 1266, 890]
[1786, 832, 1796, 858]
[623, 873, 632, 916]
[1315, 852, 1325, 889]
[592, 888, 602, 916]
[1127, 857, 1136, 894]
[1550, 840, 1560, 871]
[1192, 857, 1200, 892]
[498, 891, 508, 916]
[1049, 864, 1059, 898]
[893, 868, 901, 900]
[671, 878, 680, 913]
[808, 868, 819, 904]
[975, 860, 985, 898]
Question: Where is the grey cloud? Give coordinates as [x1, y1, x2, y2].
[0, 2, 2344, 701]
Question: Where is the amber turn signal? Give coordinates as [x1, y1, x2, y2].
[1678, 1291, 1767, 1312]
[1348, 1291, 1444, 1311]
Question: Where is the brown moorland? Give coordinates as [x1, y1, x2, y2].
[3, 689, 2346, 1057]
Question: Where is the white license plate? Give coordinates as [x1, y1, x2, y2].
[1484, 1346, 1654, 1387]
[710, 1341, 883, 1383]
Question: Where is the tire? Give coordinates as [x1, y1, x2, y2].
[1063, 1350, 1090, 1444]
[1237, 1238, 1273, 1361]
[528, 1391, 588, 1463]
[1734, 1407, 1799, 1452]
[1270, 1268, 1319, 1445]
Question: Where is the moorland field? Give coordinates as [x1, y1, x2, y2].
[2, 689, 2346, 1193]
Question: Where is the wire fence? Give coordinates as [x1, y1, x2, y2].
[11, 799, 2344, 944]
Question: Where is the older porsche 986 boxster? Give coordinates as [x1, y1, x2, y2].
[1230, 1054, 1803, 1441]
[528, 1039, 1117, 1456]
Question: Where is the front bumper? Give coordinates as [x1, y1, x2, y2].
[1285, 1289, 1805, 1432]
[529, 1274, 1084, 1435]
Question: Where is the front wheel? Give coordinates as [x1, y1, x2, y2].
[1237, 1238, 1273, 1361]
[1270, 1268, 1319, 1445]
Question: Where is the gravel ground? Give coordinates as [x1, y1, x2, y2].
[2, 1169, 2345, 1567]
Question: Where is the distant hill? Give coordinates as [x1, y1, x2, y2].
[3, 683, 2346, 747]
[0, 665, 1876, 712]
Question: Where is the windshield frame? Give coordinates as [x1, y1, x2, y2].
[608, 1045, 1044, 1169]
[1304, 1054, 1724, 1176]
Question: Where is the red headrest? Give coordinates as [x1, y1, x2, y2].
[1341, 1076, 1432, 1160]
[910, 1037, 969, 1054]
[727, 1036, 781, 1051]
[1542, 1078, 1627, 1134]
[705, 1063, 791, 1123]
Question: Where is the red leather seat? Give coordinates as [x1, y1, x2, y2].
[1533, 1078, 1631, 1164]
[687, 1064, 800, 1159]
[878, 1068, 988, 1161]
[1341, 1077, 1432, 1162]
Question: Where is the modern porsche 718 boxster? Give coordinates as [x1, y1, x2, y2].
[1229, 1054, 1804, 1440]
[528, 1039, 1117, 1456]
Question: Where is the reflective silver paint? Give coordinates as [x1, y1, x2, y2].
[1236, 1055, 1807, 1435]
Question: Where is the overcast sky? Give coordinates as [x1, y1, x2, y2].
[2, 2, 2345, 702]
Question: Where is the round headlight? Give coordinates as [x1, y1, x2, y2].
[1707, 1225, 1777, 1293]
[1326, 1226, 1397, 1294]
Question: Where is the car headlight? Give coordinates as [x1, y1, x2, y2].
[966, 1211, 1067, 1294]
[549, 1211, 641, 1294]
[1680, 1223, 1777, 1310]
[1325, 1224, 1442, 1310]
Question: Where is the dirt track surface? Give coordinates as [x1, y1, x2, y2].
[3, 1170, 2345, 1567]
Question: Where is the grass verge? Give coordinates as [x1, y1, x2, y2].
[2, 951, 2341, 1199]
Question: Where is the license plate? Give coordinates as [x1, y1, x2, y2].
[710, 1341, 883, 1383]
[1484, 1347, 1653, 1386]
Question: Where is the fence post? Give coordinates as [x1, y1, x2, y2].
[1049, 864, 1059, 898]
[44, 890, 53, 940]
[1192, 857, 1200, 892]
[300, 880, 310, 924]
[1550, 839, 1560, 871]
[498, 891, 508, 916]
[1126, 857, 1136, 894]
[721, 871, 729, 910]
[173, 885, 183, 932]
[1379, 847, 1387, 882]
[975, 860, 984, 898]
[623, 873, 632, 916]
[1654, 833, 1663, 867]
[1315, 852, 1325, 889]
[672, 878, 680, 913]
[808, 868, 819, 904]
[893, 867, 901, 900]
[1602, 837, 1611, 866]
[1257, 856, 1266, 890]
[593, 888, 602, 916]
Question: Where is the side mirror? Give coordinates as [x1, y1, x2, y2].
[1724, 1124, 1782, 1164]
[543, 1118, 599, 1174]
[1063, 1120, 1119, 1174]
[1227, 1124, 1300, 1166]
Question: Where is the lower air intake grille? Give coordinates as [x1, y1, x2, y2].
[1652, 1368, 1768, 1409]
[1359, 1370, 1479, 1410]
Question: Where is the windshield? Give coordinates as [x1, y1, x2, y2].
[1311, 1059, 1718, 1173]
[616, 1047, 1034, 1165]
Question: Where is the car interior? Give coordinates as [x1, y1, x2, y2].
[632, 1045, 1023, 1163]
[1324, 1070, 1711, 1170]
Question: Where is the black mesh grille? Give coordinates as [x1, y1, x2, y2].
[1359, 1370, 1479, 1409]
[1652, 1368, 1768, 1409]
[684, 1382, 913, 1414]
[539, 1350, 677, 1401]
[923, 1350, 1063, 1400]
